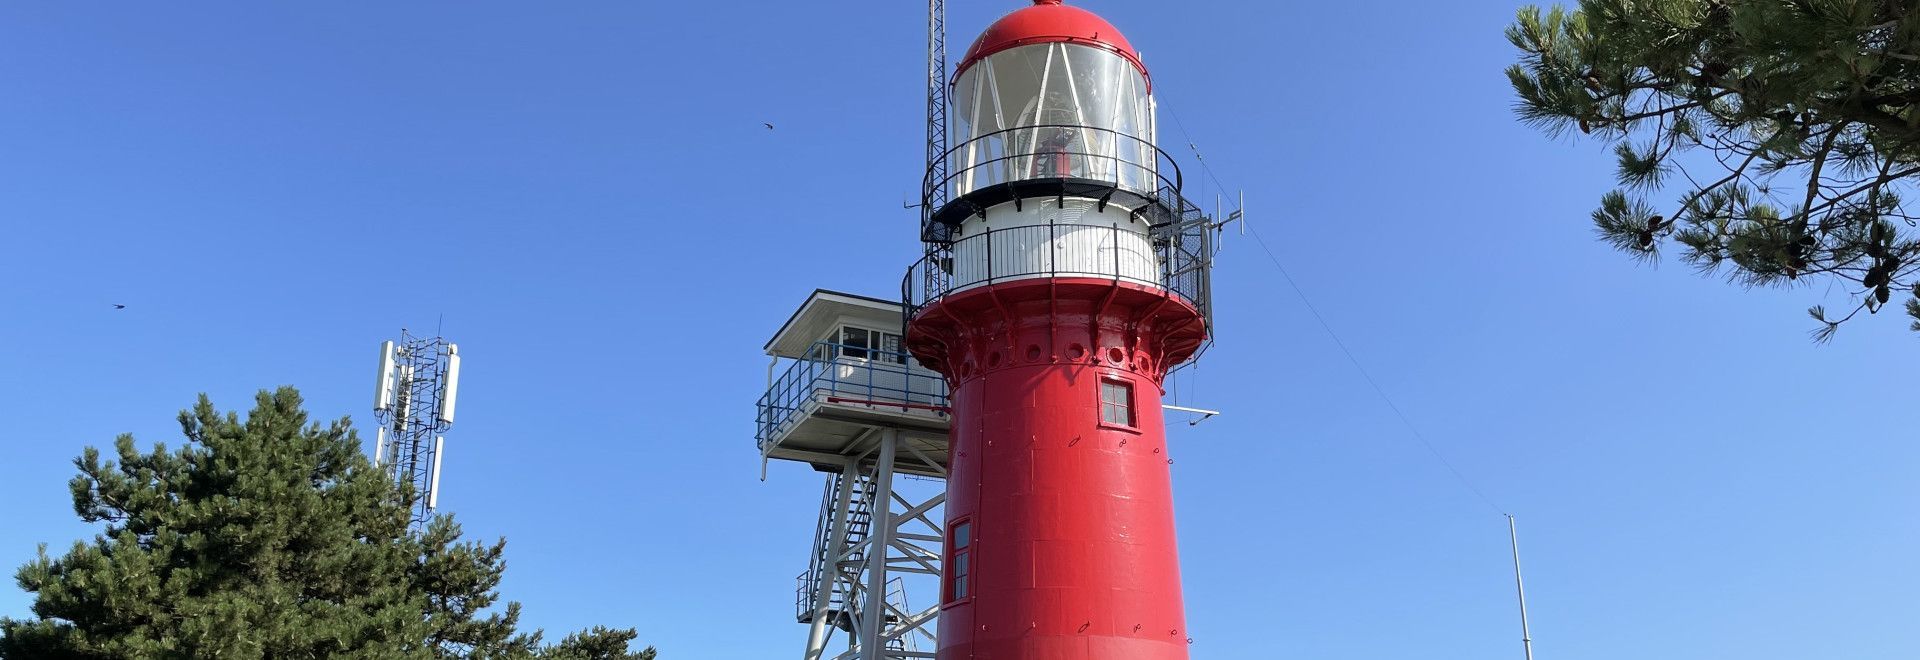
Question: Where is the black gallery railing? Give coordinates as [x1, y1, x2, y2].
[922, 124, 1184, 211]
[902, 218, 1214, 327]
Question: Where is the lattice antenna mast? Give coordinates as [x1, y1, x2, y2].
[371, 330, 462, 529]
[919, 0, 950, 248]
[912, 0, 954, 317]
[925, 0, 949, 220]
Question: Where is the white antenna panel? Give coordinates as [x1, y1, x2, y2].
[427, 436, 445, 510]
[373, 427, 388, 466]
[373, 341, 396, 411]
[438, 348, 461, 424]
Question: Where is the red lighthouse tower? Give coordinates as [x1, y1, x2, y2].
[904, 2, 1215, 658]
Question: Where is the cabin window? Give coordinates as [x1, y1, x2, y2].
[1100, 379, 1135, 427]
[946, 519, 972, 603]
[839, 327, 905, 364]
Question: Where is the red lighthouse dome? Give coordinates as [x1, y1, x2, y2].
[955, 0, 1149, 86]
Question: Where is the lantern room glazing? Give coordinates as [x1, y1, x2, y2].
[948, 41, 1158, 199]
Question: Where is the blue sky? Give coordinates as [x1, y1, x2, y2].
[2, 1, 1915, 658]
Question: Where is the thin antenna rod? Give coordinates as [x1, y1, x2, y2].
[1507, 515, 1535, 660]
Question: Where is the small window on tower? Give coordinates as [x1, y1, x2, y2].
[946, 520, 972, 603]
[1100, 379, 1134, 427]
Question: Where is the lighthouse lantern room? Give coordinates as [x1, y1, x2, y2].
[946, 4, 1157, 204]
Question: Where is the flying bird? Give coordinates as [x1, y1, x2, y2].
[764, 122, 775, 131]
[113, 304, 126, 309]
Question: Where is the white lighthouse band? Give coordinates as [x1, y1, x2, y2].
[946, 200, 1161, 294]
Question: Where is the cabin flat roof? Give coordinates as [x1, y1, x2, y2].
[763, 289, 903, 357]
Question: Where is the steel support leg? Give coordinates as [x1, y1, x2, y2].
[860, 431, 899, 660]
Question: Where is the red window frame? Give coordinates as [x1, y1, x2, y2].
[1098, 377, 1138, 430]
[945, 518, 973, 605]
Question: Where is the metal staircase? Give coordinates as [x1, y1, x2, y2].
[790, 434, 945, 660]
[883, 578, 914, 653]
[797, 474, 890, 632]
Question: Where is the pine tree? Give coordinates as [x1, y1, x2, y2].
[0, 388, 656, 660]
[540, 628, 657, 660]
[1506, 0, 1920, 339]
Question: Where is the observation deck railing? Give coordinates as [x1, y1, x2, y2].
[755, 341, 950, 454]
[925, 124, 1182, 205]
[902, 218, 1214, 328]
[921, 125, 1184, 242]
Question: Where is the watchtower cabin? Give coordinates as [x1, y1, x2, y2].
[757, 289, 950, 477]
[757, 289, 951, 658]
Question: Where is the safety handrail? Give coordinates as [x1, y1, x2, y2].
[755, 342, 950, 452]
[921, 124, 1183, 211]
[901, 219, 1212, 325]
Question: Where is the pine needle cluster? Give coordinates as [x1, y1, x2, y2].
[1507, 0, 1920, 339]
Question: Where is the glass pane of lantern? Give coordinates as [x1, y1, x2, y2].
[949, 42, 1157, 200]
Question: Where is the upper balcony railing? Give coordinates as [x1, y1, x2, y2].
[908, 123, 1215, 353]
[921, 125, 1184, 242]
[755, 342, 950, 454]
[903, 214, 1215, 330]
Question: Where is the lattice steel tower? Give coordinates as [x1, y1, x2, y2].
[371, 330, 463, 529]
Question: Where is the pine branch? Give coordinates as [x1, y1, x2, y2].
[1508, 0, 1920, 338]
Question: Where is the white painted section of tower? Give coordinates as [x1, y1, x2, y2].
[374, 341, 396, 411]
[949, 198, 1161, 291]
